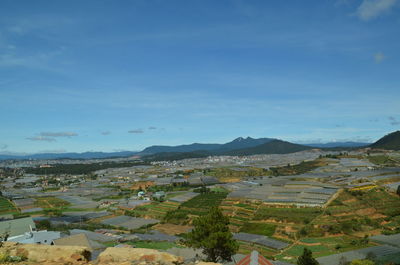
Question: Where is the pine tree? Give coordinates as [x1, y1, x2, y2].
[297, 248, 319, 265]
[185, 206, 238, 262]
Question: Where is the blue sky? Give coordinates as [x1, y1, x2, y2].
[0, 0, 399, 153]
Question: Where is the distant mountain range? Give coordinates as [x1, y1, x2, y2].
[1, 131, 399, 161]
[139, 137, 275, 154]
[304, 142, 369, 148]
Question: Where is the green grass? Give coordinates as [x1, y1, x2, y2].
[34, 196, 70, 208]
[181, 192, 228, 208]
[240, 222, 276, 236]
[210, 187, 228, 193]
[284, 245, 330, 257]
[164, 192, 228, 224]
[254, 206, 322, 223]
[368, 155, 398, 166]
[0, 197, 18, 214]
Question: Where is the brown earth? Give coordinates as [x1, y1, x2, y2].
[153, 223, 193, 235]
[1, 243, 214, 265]
[343, 198, 357, 203]
[333, 212, 352, 217]
[355, 207, 376, 215]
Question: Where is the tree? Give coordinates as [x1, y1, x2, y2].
[396, 185, 400, 196]
[297, 248, 319, 265]
[184, 206, 238, 262]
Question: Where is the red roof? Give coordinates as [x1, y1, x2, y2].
[236, 251, 274, 265]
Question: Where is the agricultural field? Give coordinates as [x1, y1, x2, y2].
[163, 191, 228, 224]
[204, 167, 266, 182]
[254, 206, 322, 224]
[367, 155, 399, 167]
[127, 201, 180, 219]
[34, 196, 70, 209]
[239, 222, 276, 237]
[269, 158, 328, 176]
[220, 199, 259, 230]
[275, 236, 375, 263]
[309, 188, 400, 236]
[0, 196, 18, 215]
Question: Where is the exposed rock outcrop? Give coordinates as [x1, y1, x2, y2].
[0, 242, 90, 264]
[96, 247, 184, 265]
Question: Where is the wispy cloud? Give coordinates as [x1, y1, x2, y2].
[374, 52, 385, 63]
[40, 132, 78, 137]
[356, 0, 397, 21]
[101, 131, 111, 135]
[148, 126, 157, 130]
[128, 129, 144, 134]
[26, 136, 56, 142]
[388, 116, 400, 125]
[0, 144, 8, 150]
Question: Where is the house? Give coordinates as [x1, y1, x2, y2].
[0, 217, 36, 237]
[7, 230, 60, 245]
[152, 191, 166, 201]
[236, 250, 273, 265]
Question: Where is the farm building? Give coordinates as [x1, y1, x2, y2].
[0, 217, 36, 237]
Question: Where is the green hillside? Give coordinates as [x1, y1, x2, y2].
[370, 131, 400, 150]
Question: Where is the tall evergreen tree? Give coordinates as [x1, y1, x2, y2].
[297, 248, 319, 265]
[185, 206, 238, 262]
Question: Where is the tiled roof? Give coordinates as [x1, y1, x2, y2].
[236, 250, 274, 265]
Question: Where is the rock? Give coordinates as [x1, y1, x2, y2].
[96, 247, 184, 265]
[1, 242, 91, 264]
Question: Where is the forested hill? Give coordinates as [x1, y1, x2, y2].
[370, 131, 400, 150]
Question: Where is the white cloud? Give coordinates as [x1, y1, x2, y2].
[374, 52, 385, 63]
[356, 0, 397, 21]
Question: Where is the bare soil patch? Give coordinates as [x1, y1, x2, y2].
[355, 207, 376, 215]
[153, 223, 192, 235]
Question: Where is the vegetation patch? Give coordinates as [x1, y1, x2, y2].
[164, 191, 228, 224]
[254, 206, 322, 224]
[34, 196, 70, 209]
[0, 197, 18, 214]
[240, 222, 276, 236]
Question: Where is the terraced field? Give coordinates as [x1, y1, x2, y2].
[163, 192, 228, 224]
[220, 199, 259, 231]
[0, 196, 18, 215]
[34, 196, 70, 209]
[127, 201, 180, 219]
[275, 236, 375, 263]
